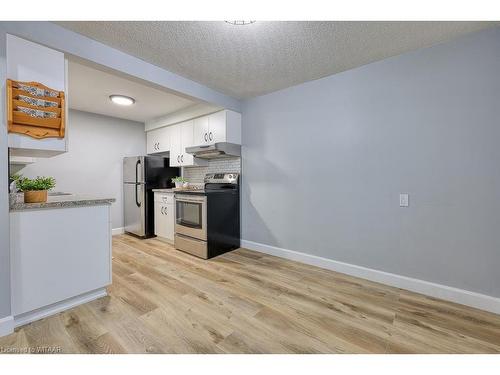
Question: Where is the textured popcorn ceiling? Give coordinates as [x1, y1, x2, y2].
[56, 21, 500, 99]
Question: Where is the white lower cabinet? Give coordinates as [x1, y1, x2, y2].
[154, 192, 175, 242]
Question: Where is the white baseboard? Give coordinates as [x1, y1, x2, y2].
[0, 316, 14, 337]
[241, 240, 500, 315]
[112, 227, 124, 236]
[13, 288, 107, 329]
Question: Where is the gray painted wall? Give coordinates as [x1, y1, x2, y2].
[241, 27, 500, 297]
[21, 110, 146, 230]
[0, 28, 11, 318]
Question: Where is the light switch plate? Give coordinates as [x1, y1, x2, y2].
[399, 193, 409, 207]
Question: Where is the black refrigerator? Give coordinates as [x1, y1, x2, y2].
[123, 156, 179, 238]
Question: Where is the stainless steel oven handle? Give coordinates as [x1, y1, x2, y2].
[176, 197, 206, 203]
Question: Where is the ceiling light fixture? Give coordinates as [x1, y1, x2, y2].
[224, 21, 256, 26]
[109, 95, 135, 106]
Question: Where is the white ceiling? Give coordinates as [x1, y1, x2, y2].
[68, 60, 196, 122]
[59, 21, 500, 99]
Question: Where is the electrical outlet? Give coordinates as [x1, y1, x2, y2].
[399, 193, 409, 207]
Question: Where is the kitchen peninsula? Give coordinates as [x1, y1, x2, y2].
[9, 193, 115, 328]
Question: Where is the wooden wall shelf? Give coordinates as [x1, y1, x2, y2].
[7, 79, 65, 139]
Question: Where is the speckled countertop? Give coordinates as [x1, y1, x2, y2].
[9, 193, 116, 212]
[152, 188, 175, 193]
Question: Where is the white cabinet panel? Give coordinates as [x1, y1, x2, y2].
[191, 110, 241, 147]
[154, 193, 174, 242]
[147, 126, 170, 154]
[169, 123, 182, 167]
[7, 34, 65, 91]
[193, 116, 209, 146]
[146, 128, 160, 154]
[7, 34, 68, 157]
[180, 120, 194, 166]
[208, 110, 227, 143]
[10, 205, 112, 316]
[169, 121, 207, 167]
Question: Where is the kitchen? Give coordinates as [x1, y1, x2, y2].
[4, 33, 244, 332]
[1, 20, 500, 358]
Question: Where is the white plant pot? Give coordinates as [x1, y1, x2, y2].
[175, 182, 182, 188]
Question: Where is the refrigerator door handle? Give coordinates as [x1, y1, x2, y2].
[135, 159, 141, 207]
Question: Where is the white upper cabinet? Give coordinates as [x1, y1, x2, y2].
[169, 123, 182, 167]
[193, 115, 209, 145]
[147, 126, 170, 154]
[169, 121, 207, 167]
[192, 110, 241, 146]
[7, 34, 68, 157]
[146, 109, 241, 166]
[207, 110, 227, 143]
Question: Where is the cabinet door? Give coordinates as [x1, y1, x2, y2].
[193, 116, 209, 146]
[146, 129, 159, 154]
[208, 111, 227, 143]
[180, 120, 195, 165]
[164, 204, 175, 241]
[169, 124, 181, 167]
[154, 201, 162, 236]
[157, 126, 170, 153]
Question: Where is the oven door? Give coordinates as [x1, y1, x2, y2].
[175, 194, 207, 241]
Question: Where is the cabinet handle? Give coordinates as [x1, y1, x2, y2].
[177, 155, 180, 163]
[161, 206, 164, 215]
[164, 207, 167, 215]
[204, 133, 208, 142]
[181, 154, 184, 163]
[209, 132, 213, 141]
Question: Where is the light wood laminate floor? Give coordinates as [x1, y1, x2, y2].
[1, 234, 500, 353]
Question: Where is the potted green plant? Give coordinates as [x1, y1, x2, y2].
[16, 176, 56, 203]
[171, 176, 188, 189]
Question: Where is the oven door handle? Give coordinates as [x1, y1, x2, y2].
[176, 198, 205, 204]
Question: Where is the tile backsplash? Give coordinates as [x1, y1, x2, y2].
[183, 157, 241, 183]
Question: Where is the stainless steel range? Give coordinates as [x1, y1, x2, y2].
[174, 173, 240, 259]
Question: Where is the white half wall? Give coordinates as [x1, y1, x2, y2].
[20, 110, 146, 230]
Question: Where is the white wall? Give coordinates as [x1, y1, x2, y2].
[21, 110, 146, 230]
[241, 27, 500, 299]
[0, 28, 11, 320]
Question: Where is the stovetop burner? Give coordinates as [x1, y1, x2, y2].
[174, 173, 239, 195]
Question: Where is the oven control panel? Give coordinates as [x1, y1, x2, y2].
[205, 173, 239, 184]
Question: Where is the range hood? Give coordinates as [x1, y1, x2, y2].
[186, 142, 241, 159]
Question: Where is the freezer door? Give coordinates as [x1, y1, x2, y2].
[124, 182, 146, 237]
[123, 156, 144, 184]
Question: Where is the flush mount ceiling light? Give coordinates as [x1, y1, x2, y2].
[224, 21, 256, 26]
[109, 95, 135, 106]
